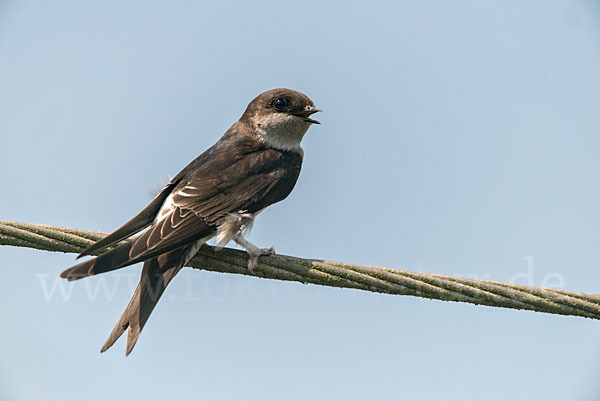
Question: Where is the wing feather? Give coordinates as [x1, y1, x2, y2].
[77, 180, 181, 258]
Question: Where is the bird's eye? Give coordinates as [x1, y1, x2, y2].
[272, 98, 288, 111]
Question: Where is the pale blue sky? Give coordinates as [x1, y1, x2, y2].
[1, 1, 600, 400]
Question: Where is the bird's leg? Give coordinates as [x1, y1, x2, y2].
[215, 210, 274, 271]
[233, 234, 274, 272]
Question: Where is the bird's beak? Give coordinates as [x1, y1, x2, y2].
[291, 107, 322, 124]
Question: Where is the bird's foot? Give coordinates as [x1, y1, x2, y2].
[247, 247, 275, 272]
[233, 234, 275, 273]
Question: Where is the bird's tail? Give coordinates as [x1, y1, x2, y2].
[100, 247, 187, 355]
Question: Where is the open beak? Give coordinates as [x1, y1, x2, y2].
[291, 107, 322, 124]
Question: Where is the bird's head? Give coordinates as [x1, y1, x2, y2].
[240, 88, 321, 151]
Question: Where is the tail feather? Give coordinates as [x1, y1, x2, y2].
[100, 247, 187, 355]
[100, 284, 141, 353]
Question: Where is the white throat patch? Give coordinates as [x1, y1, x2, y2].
[254, 113, 310, 152]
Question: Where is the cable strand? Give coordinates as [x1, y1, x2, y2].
[1, 219, 599, 320]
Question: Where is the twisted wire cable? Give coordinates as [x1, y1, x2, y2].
[2, 219, 600, 320]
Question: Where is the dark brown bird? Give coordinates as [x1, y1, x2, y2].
[60, 88, 321, 355]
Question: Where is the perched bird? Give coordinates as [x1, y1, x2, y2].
[60, 88, 321, 355]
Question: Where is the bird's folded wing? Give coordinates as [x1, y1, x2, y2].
[62, 166, 288, 280]
[77, 180, 181, 258]
[61, 209, 211, 280]
[63, 148, 296, 281]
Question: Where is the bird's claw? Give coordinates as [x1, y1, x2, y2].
[247, 247, 275, 272]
